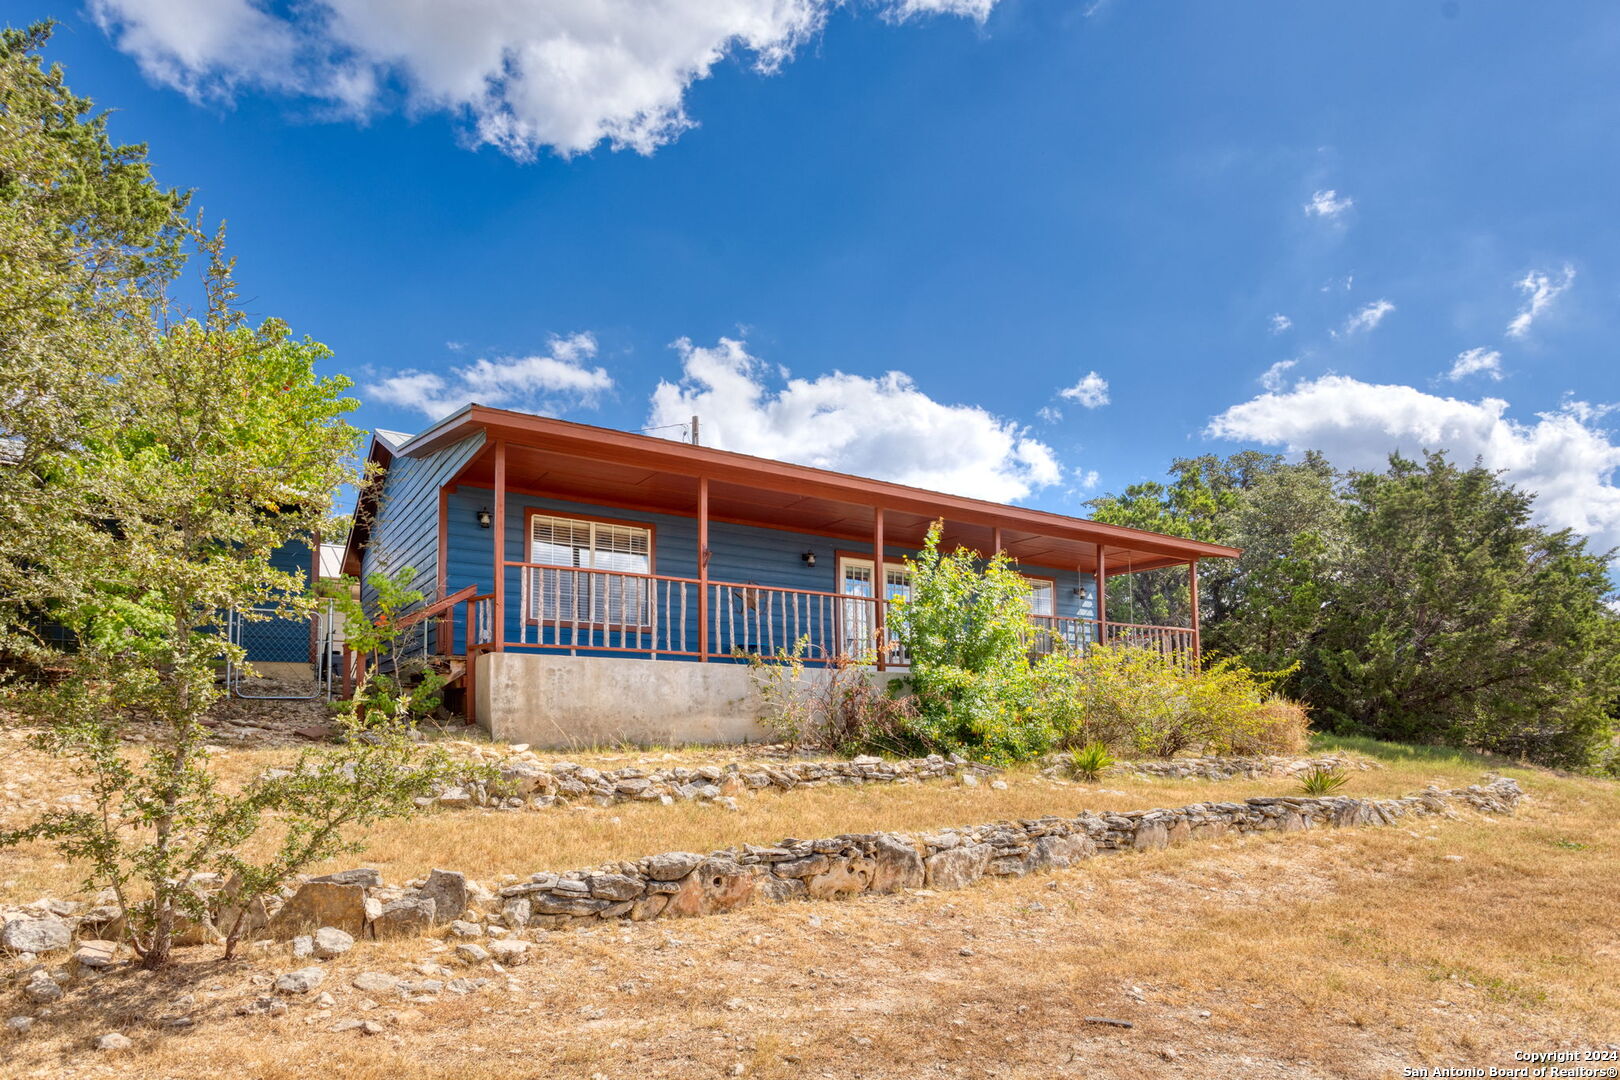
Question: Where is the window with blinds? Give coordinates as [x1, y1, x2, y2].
[1026, 579, 1055, 616]
[529, 515, 652, 626]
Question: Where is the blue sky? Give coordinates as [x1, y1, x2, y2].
[30, 1, 1620, 549]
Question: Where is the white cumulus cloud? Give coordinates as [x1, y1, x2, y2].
[1207, 375, 1620, 550]
[91, 0, 998, 158]
[1506, 264, 1575, 340]
[1058, 371, 1110, 409]
[368, 332, 611, 420]
[647, 337, 1063, 503]
[1260, 358, 1297, 392]
[1269, 313, 1292, 334]
[1446, 347, 1503, 382]
[1305, 189, 1354, 219]
[1337, 299, 1395, 336]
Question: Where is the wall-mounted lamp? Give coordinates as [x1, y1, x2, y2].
[476, 507, 493, 529]
[801, 549, 817, 568]
[1072, 586, 1083, 597]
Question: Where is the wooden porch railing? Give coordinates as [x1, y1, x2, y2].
[500, 566, 1188, 668]
[341, 569, 1199, 701]
[1027, 614, 1198, 666]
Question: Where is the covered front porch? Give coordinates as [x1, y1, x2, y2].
[375, 408, 1234, 726]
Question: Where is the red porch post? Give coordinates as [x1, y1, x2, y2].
[436, 487, 450, 654]
[991, 526, 1003, 557]
[1095, 547, 1107, 644]
[697, 477, 710, 662]
[492, 440, 506, 653]
[873, 507, 886, 670]
[1188, 558, 1201, 662]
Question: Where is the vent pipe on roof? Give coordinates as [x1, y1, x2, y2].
[690, 415, 700, 446]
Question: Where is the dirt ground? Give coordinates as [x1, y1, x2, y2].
[1, 720, 1616, 1079]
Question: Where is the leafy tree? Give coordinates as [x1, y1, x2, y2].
[1090, 450, 1619, 769]
[1204, 454, 1345, 675]
[1307, 453, 1618, 768]
[888, 523, 1043, 763]
[0, 30, 461, 967]
[0, 21, 189, 641]
[1087, 450, 1282, 627]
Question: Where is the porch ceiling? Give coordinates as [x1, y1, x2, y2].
[451, 438, 1199, 576]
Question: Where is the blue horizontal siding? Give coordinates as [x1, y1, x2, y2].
[442, 486, 1097, 659]
[358, 433, 486, 613]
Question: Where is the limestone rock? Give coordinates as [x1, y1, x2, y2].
[275, 966, 326, 994]
[2, 916, 71, 955]
[642, 851, 704, 882]
[454, 943, 490, 964]
[23, 971, 62, 1004]
[869, 834, 925, 892]
[216, 875, 269, 942]
[924, 842, 993, 890]
[663, 857, 756, 918]
[1132, 821, 1169, 851]
[73, 939, 120, 969]
[94, 1033, 133, 1051]
[351, 971, 400, 993]
[500, 898, 531, 928]
[628, 894, 670, 921]
[311, 868, 383, 888]
[313, 926, 355, 959]
[756, 875, 807, 903]
[587, 873, 643, 901]
[530, 893, 609, 917]
[420, 869, 468, 924]
[237, 995, 288, 1017]
[487, 939, 529, 966]
[270, 882, 367, 939]
[805, 856, 875, 899]
[371, 898, 435, 939]
[1032, 833, 1095, 869]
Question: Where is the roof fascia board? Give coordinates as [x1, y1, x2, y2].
[406, 406, 1240, 562]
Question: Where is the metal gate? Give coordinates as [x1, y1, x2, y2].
[225, 599, 341, 701]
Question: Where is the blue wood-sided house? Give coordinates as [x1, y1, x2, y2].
[342, 406, 1238, 747]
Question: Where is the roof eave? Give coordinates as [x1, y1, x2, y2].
[401, 405, 1242, 563]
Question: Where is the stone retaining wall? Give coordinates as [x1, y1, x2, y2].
[272, 775, 1527, 938]
[428, 752, 1379, 812]
[0, 777, 1521, 956]
[1092, 753, 1379, 782]
[428, 752, 997, 811]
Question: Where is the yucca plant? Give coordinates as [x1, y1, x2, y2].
[1298, 765, 1350, 796]
[1068, 742, 1115, 782]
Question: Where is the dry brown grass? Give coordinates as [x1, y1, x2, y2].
[2, 733, 1617, 1079]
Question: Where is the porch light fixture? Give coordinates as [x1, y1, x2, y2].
[476, 507, 492, 529]
[801, 549, 816, 568]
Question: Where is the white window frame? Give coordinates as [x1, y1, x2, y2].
[527, 513, 653, 627]
[837, 555, 911, 663]
[1026, 577, 1056, 617]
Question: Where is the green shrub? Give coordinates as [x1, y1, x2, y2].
[1067, 741, 1114, 781]
[1030, 645, 1302, 759]
[1299, 765, 1350, 795]
[745, 637, 919, 755]
[887, 523, 1046, 765]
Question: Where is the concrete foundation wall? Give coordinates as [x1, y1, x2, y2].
[475, 652, 907, 748]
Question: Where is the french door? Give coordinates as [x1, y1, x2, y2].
[837, 556, 910, 664]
